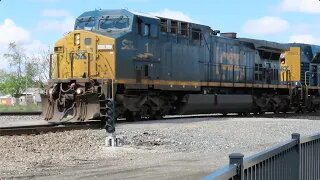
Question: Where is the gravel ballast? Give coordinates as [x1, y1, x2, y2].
[1, 115, 320, 179]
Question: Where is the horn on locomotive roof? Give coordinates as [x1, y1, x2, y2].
[212, 30, 220, 36]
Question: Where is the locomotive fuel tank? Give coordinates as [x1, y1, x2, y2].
[179, 94, 253, 115]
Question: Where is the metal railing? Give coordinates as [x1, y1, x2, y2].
[200, 63, 292, 86]
[203, 133, 320, 180]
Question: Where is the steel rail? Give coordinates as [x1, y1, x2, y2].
[0, 121, 103, 136]
[0, 112, 42, 116]
[1, 111, 319, 136]
[0, 110, 318, 119]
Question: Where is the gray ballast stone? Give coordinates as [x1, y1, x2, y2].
[1, 115, 320, 179]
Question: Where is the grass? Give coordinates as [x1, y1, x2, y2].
[0, 104, 42, 113]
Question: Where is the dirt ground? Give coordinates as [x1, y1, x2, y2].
[1, 115, 320, 180]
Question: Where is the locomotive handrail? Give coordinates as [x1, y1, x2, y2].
[200, 63, 291, 86]
[88, 52, 91, 77]
[201, 33, 211, 52]
[98, 52, 116, 78]
[304, 71, 310, 86]
[49, 54, 53, 79]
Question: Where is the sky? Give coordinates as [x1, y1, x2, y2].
[1, 0, 320, 69]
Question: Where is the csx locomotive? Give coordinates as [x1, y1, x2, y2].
[42, 9, 320, 133]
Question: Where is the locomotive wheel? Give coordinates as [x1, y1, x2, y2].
[125, 111, 141, 122]
[151, 112, 163, 120]
[242, 112, 248, 116]
[255, 107, 265, 115]
[307, 102, 316, 112]
[313, 105, 318, 112]
[295, 107, 304, 114]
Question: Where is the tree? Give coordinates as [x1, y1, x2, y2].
[29, 48, 53, 87]
[2, 42, 26, 97]
[0, 73, 25, 97]
[25, 62, 37, 88]
[0, 42, 52, 97]
[0, 69, 6, 82]
[3, 43, 24, 78]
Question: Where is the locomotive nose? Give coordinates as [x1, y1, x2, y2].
[44, 30, 117, 122]
[53, 30, 116, 79]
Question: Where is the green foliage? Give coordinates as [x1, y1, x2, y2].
[0, 43, 38, 97]
[25, 62, 36, 88]
[0, 72, 28, 97]
[0, 104, 42, 112]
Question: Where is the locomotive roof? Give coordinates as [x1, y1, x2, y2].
[127, 10, 159, 20]
[239, 38, 288, 52]
[77, 9, 209, 28]
[77, 9, 135, 19]
[77, 9, 320, 52]
[129, 9, 209, 28]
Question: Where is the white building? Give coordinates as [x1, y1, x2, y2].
[19, 88, 43, 105]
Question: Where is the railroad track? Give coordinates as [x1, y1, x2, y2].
[154, 112, 320, 121]
[0, 111, 42, 116]
[1, 111, 319, 136]
[0, 121, 103, 136]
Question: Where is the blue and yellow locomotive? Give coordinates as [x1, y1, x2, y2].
[42, 9, 320, 133]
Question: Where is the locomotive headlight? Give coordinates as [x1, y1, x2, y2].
[76, 88, 83, 94]
[75, 34, 80, 40]
[75, 34, 80, 45]
[48, 88, 53, 95]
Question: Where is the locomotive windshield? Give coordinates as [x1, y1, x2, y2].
[99, 16, 130, 32]
[75, 16, 96, 31]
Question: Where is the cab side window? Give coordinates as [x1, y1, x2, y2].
[137, 17, 157, 38]
[144, 24, 150, 36]
[160, 19, 168, 32]
[192, 28, 201, 41]
[137, 18, 143, 35]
